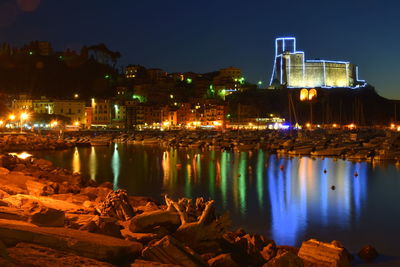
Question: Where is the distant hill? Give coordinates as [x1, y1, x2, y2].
[0, 53, 118, 99]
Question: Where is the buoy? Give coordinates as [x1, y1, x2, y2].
[279, 165, 284, 170]
[354, 171, 358, 177]
[323, 169, 327, 174]
[331, 185, 336, 190]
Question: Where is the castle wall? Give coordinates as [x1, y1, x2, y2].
[285, 59, 355, 88]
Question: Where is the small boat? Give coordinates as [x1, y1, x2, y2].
[90, 137, 112, 146]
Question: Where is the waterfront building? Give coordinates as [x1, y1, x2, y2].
[53, 100, 86, 126]
[90, 99, 111, 127]
[269, 37, 366, 88]
[12, 95, 53, 114]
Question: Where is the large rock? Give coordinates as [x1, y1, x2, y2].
[25, 179, 59, 196]
[264, 250, 304, 267]
[96, 190, 134, 220]
[81, 186, 112, 202]
[358, 245, 379, 261]
[28, 202, 65, 227]
[142, 235, 207, 267]
[7, 243, 114, 267]
[4, 194, 84, 213]
[129, 210, 180, 233]
[0, 218, 142, 262]
[0, 206, 27, 221]
[298, 239, 351, 267]
[80, 215, 122, 238]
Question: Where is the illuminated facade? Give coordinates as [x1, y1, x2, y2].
[270, 37, 365, 88]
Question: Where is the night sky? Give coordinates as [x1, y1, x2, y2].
[1, 0, 399, 99]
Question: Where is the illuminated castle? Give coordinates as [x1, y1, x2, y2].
[269, 37, 365, 88]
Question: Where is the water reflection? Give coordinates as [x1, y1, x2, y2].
[37, 146, 375, 250]
[89, 146, 97, 181]
[112, 143, 120, 190]
[72, 147, 80, 174]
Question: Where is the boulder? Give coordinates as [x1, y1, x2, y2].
[96, 190, 135, 221]
[0, 206, 28, 221]
[49, 193, 90, 205]
[4, 194, 84, 213]
[142, 235, 207, 267]
[298, 239, 351, 267]
[25, 179, 58, 196]
[80, 215, 122, 238]
[129, 210, 180, 233]
[261, 242, 277, 262]
[208, 253, 239, 267]
[7, 242, 114, 267]
[81, 186, 112, 202]
[358, 245, 379, 261]
[0, 218, 142, 262]
[28, 203, 65, 227]
[264, 250, 304, 267]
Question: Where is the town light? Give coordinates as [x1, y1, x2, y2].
[332, 123, 337, 128]
[348, 123, 356, 129]
[0, 120, 4, 126]
[9, 114, 16, 121]
[50, 120, 58, 127]
[390, 123, 395, 129]
[74, 94, 79, 99]
[74, 121, 80, 126]
[20, 112, 29, 121]
[306, 123, 311, 128]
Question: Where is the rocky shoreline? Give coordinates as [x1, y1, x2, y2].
[0, 153, 379, 266]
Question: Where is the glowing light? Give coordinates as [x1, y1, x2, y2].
[9, 152, 32, 159]
[300, 89, 308, 101]
[132, 94, 146, 103]
[29, 51, 33, 55]
[9, 114, 16, 121]
[0, 121, 3, 126]
[348, 123, 356, 129]
[74, 121, 80, 126]
[186, 78, 192, 84]
[50, 120, 58, 127]
[74, 94, 79, 98]
[20, 112, 29, 120]
[104, 74, 110, 79]
[308, 89, 317, 100]
[170, 94, 174, 99]
[333, 123, 338, 128]
[306, 123, 311, 128]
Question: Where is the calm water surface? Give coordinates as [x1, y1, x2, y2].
[35, 144, 400, 258]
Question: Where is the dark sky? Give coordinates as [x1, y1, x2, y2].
[1, 0, 399, 99]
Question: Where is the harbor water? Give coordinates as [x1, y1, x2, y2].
[34, 144, 400, 259]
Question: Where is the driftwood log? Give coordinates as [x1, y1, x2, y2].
[164, 195, 230, 252]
